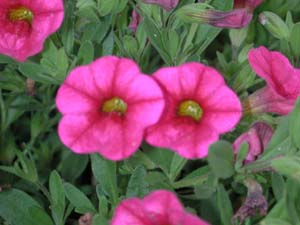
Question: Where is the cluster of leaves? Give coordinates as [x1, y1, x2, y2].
[1, 0, 300, 225]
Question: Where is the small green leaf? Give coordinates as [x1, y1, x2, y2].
[271, 156, 300, 183]
[64, 183, 96, 214]
[91, 154, 118, 204]
[208, 141, 235, 179]
[290, 22, 300, 58]
[289, 99, 300, 149]
[217, 184, 233, 225]
[126, 166, 149, 198]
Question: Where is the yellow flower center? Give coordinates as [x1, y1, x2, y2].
[177, 100, 203, 122]
[9, 6, 33, 23]
[102, 97, 127, 115]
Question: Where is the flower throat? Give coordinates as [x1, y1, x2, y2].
[9, 6, 33, 23]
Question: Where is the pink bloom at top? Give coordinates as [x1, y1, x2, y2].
[233, 121, 273, 163]
[146, 62, 242, 159]
[234, 0, 263, 10]
[56, 56, 165, 161]
[111, 190, 210, 225]
[0, 0, 64, 62]
[244, 46, 300, 115]
[142, 0, 179, 11]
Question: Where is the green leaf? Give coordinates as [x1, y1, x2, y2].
[217, 184, 233, 225]
[77, 41, 94, 65]
[19, 63, 58, 84]
[92, 214, 109, 225]
[290, 22, 300, 58]
[126, 166, 149, 198]
[261, 219, 292, 225]
[0, 189, 53, 225]
[90, 154, 118, 204]
[49, 170, 65, 206]
[64, 183, 96, 214]
[271, 156, 300, 183]
[271, 172, 285, 201]
[194, 172, 217, 199]
[169, 154, 187, 182]
[208, 141, 235, 179]
[289, 99, 300, 149]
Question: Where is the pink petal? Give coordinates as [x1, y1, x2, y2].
[202, 86, 242, 133]
[58, 113, 144, 160]
[248, 46, 300, 99]
[146, 119, 219, 158]
[56, 66, 101, 114]
[246, 86, 296, 115]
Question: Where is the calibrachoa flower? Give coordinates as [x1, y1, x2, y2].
[56, 56, 165, 161]
[180, 0, 263, 28]
[233, 121, 273, 163]
[0, 0, 64, 61]
[142, 0, 179, 11]
[146, 62, 242, 159]
[244, 46, 300, 115]
[111, 190, 210, 225]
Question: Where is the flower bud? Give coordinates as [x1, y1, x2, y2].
[259, 11, 290, 40]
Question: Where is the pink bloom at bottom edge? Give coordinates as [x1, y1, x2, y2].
[0, 0, 64, 61]
[56, 56, 165, 161]
[146, 62, 242, 159]
[111, 190, 210, 225]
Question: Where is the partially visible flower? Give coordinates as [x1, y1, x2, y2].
[111, 190, 210, 225]
[0, 0, 64, 61]
[129, 9, 141, 33]
[146, 62, 242, 159]
[244, 46, 300, 115]
[234, 0, 263, 10]
[78, 213, 93, 225]
[142, 0, 179, 11]
[178, 0, 262, 29]
[233, 122, 273, 163]
[56, 56, 165, 161]
[233, 179, 268, 224]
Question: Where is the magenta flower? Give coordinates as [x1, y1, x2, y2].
[111, 190, 210, 225]
[145, 62, 242, 159]
[56, 56, 165, 161]
[233, 122, 273, 163]
[142, 0, 179, 11]
[180, 0, 262, 29]
[0, 0, 64, 62]
[244, 46, 300, 115]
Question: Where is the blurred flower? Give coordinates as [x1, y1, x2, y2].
[78, 213, 93, 225]
[233, 121, 273, 163]
[0, 0, 64, 61]
[129, 9, 141, 33]
[178, 0, 263, 29]
[244, 46, 300, 115]
[233, 179, 268, 224]
[146, 62, 242, 159]
[142, 0, 179, 11]
[56, 56, 165, 161]
[111, 190, 210, 225]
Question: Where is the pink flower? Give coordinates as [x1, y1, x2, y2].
[0, 0, 64, 62]
[233, 122, 273, 163]
[129, 9, 141, 33]
[111, 190, 210, 225]
[244, 46, 300, 115]
[142, 0, 179, 11]
[56, 56, 165, 161]
[145, 62, 242, 159]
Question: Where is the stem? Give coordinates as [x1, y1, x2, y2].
[36, 181, 51, 202]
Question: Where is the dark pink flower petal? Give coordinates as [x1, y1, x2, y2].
[142, 0, 179, 11]
[129, 9, 141, 33]
[248, 46, 300, 99]
[56, 56, 164, 160]
[0, 0, 64, 61]
[111, 190, 210, 225]
[233, 121, 273, 163]
[146, 62, 242, 159]
[234, 0, 263, 9]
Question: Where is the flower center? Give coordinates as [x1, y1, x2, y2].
[177, 100, 203, 122]
[9, 6, 33, 23]
[102, 97, 127, 115]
